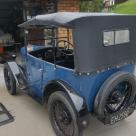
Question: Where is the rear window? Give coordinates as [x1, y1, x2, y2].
[103, 29, 130, 47]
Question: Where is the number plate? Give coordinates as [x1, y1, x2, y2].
[110, 107, 134, 125]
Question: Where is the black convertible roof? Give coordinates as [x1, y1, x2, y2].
[19, 12, 125, 28]
[19, 12, 136, 74]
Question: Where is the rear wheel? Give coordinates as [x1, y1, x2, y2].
[94, 71, 136, 117]
[3, 65, 16, 95]
[48, 91, 79, 136]
[105, 81, 132, 113]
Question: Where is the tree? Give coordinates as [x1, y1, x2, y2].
[80, 0, 103, 12]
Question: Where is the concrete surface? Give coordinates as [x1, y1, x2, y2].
[0, 64, 136, 136]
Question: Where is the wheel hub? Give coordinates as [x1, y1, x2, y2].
[106, 81, 132, 113]
[110, 91, 123, 103]
[59, 110, 72, 125]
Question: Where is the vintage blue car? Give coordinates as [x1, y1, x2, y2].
[3, 12, 136, 136]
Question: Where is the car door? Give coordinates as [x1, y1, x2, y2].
[26, 54, 44, 98]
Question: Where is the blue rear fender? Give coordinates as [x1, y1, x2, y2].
[42, 64, 135, 113]
[78, 64, 135, 112]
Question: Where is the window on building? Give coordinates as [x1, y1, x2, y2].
[44, 28, 56, 47]
[23, 0, 57, 21]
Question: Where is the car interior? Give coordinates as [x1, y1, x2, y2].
[29, 41, 74, 69]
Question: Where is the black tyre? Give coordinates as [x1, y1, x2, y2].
[94, 71, 136, 116]
[48, 91, 79, 136]
[3, 64, 16, 95]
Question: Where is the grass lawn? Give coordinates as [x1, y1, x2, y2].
[113, 0, 136, 14]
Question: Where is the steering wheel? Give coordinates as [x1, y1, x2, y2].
[56, 40, 73, 56]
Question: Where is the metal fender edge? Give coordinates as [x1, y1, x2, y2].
[56, 80, 86, 113]
[46, 80, 86, 113]
[45, 80, 89, 129]
[6, 62, 27, 90]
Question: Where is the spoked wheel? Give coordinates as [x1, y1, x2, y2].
[94, 71, 136, 117]
[3, 65, 16, 95]
[52, 101, 74, 136]
[48, 91, 79, 136]
[105, 81, 132, 114]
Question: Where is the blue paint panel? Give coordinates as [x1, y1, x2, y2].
[20, 46, 135, 112]
[26, 55, 44, 97]
[54, 64, 135, 111]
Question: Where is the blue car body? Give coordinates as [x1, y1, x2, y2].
[20, 46, 135, 112]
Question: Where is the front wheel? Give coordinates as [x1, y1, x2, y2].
[48, 91, 80, 136]
[3, 64, 16, 95]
